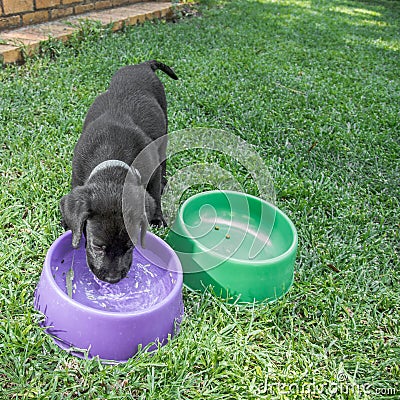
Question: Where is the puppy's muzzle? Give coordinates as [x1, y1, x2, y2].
[86, 250, 132, 284]
[91, 265, 130, 284]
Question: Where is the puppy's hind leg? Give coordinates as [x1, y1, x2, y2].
[159, 135, 168, 195]
[160, 160, 167, 195]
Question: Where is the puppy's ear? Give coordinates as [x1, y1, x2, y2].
[60, 186, 92, 248]
[123, 169, 151, 248]
[124, 194, 149, 249]
[139, 217, 148, 248]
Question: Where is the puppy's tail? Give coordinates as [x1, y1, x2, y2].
[148, 60, 179, 80]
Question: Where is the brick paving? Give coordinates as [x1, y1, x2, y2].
[0, 2, 175, 64]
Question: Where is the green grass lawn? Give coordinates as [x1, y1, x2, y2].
[1, 0, 399, 398]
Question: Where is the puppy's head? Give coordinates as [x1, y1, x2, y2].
[60, 177, 149, 283]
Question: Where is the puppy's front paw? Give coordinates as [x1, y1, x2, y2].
[61, 218, 69, 230]
[150, 216, 168, 228]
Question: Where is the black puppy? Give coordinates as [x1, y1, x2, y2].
[60, 60, 178, 283]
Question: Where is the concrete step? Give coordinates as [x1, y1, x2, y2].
[0, 2, 176, 64]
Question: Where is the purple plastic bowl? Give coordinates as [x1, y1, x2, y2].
[34, 231, 184, 362]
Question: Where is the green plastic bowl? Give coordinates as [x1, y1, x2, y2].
[166, 190, 297, 303]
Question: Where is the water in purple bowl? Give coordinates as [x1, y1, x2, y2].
[51, 244, 176, 313]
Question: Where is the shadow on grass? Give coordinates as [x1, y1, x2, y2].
[251, 0, 400, 54]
